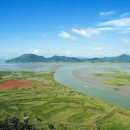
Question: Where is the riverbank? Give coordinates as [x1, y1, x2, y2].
[72, 68, 130, 95]
[54, 64, 130, 109]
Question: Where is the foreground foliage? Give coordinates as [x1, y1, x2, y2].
[0, 117, 38, 130]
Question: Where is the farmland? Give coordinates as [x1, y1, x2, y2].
[0, 71, 130, 129]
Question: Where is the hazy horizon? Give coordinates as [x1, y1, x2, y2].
[1, 53, 130, 60]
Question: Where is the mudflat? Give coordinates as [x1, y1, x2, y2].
[72, 66, 130, 95]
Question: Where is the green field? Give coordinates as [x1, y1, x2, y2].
[0, 71, 130, 130]
[96, 72, 130, 87]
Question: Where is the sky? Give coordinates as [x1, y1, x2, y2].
[0, 0, 130, 58]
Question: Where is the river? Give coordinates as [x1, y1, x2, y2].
[0, 62, 130, 109]
[54, 63, 130, 109]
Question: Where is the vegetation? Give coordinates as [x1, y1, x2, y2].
[6, 53, 130, 63]
[96, 72, 130, 87]
[6, 54, 83, 62]
[90, 54, 130, 62]
[0, 71, 130, 129]
[0, 117, 38, 130]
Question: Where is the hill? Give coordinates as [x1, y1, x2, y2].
[6, 54, 48, 62]
[6, 54, 130, 62]
[6, 54, 84, 62]
[89, 54, 130, 62]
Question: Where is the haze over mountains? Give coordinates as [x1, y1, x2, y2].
[6, 54, 130, 62]
[6, 54, 83, 62]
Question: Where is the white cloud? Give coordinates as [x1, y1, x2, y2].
[120, 12, 130, 18]
[99, 17, 130, 27]
[99, 11, 114, 16]
[72, 27, 113, 37]
[32, 49, 41, 55]
[58, 31, 75, 40]
[72, 28, 99, 37]
[97, 27, 114, 31]
[95, 47, 104, 51]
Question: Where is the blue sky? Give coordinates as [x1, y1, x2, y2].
[0, 0, 130, 58]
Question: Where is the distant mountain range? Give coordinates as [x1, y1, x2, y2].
[6, 54, 83, 62]
[88, 54, 130, 62]
[6, 54, 130, 62]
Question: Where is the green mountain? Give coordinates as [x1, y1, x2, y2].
[6, 54, 84, 62]
[6, 54, 48, 62]
[6, 54, 130, 62]
[88, 54, 130, 62]
[48, 55, 83, 62]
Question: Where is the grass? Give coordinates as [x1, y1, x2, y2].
[0, 71, 130, 129]
[104, 79, 128, 86]
[95, 72, 130, 87]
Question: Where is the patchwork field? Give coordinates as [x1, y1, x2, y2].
[0, 71, 130, 129]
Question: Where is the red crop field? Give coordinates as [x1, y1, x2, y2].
[0, 80, 32, 89]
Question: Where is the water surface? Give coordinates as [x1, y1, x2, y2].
[0, 62, 130, 109]
[54, 63, 130, 109]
